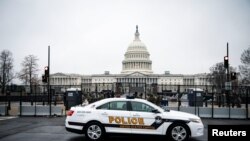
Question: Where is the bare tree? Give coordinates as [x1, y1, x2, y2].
[239, 47, 250, 85]
[0, 50, 14, 94]
[208, 62, 236, 90]
[18, 55, 39, 94]
[209, 62, 237, 106]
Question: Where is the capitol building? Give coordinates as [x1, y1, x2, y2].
[50, 26, 210, 93]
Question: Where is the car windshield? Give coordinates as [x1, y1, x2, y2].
[146, 100, 169, 112]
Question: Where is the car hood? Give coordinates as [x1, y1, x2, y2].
[163, 110, 200, 120]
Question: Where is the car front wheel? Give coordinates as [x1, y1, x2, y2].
[167, 123, 189, 141]
[84, 122, 105, 141]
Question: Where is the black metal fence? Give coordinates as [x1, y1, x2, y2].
[0, 83, 249, 119]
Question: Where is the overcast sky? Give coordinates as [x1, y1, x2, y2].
[0, 0, 250, 79]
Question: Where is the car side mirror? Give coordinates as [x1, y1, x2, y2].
[152, 109, 160, 113]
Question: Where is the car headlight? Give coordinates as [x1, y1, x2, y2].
[189, 118, 202, 123]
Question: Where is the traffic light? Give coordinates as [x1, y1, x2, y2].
[45, 66, 49, 77]
[42, 66, 49, 83]
[42, 75, 47, 83]
[231, 72, 237, 80]
[224, 56, 229, 68]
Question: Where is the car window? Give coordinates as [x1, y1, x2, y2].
[131, 102, 154, 112]
[96, 101, 127, 111]
[109, 101, 127, 111]
[96, 103, 109, 110]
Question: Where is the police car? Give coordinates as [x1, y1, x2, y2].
[65, 97, 204, 141]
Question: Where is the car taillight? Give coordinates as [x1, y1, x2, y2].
[67, 110, 74, 116]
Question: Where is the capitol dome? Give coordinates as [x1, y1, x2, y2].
[121, 25, 153, 74]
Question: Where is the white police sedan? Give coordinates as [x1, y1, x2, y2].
[65, 97, 204, 141]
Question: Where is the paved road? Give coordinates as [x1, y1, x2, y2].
[0, 116, 249, 141]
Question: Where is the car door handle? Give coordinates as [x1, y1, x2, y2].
[133, 114, 140, 117]
[101, 112, 108, 116]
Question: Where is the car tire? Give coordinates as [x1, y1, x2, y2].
[84, 122, 105, 141]
[167, 123, 189, 141]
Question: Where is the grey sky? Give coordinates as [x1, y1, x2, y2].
[0, 0, 250, 79]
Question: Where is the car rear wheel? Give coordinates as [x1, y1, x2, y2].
[167, 123, 189, 141]
[84, 122, 105, 141]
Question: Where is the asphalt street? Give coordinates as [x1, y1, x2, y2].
[0, 116, 249, 141]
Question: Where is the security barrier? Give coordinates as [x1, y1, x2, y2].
[213, 108, 229, 118]
[198, 107, 212, 118]
[167, 106, 246, 119]
[20, 106, 35, 116]
[180, 107, 195, 114]
[230, 108, 246, 119]
[0, 105, 7, 116]
[0, 84, 249, 119]
[19, 105, 63, 116]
